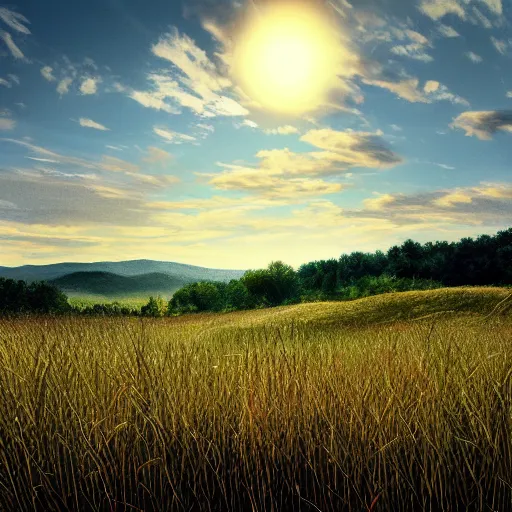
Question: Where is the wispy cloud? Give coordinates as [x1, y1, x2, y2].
[128, 89, 181, 114]
[419, 0, 466, 21]
[128, 29, 249, 119]
[0, 30, 24, 59]
[41, 66, 56, 82]
[26, 157, 60, 164]
[363, 77, 468, 105]
[78, 118, 110, 131]
[352, 182, 512, 228]
[264, 125, 300, 135]
[419, 0, 503, 28]
[490, 36, 511, 55]
[153, 126, 196, 144]
[390, 42, 433, 62]
[0, 7, 30, 34]
[239, 119, 258, 129]
[466, 51, 483, 63]
[143, 146, 173, 164]
[1, 139, 180, 195]
[57, 78, 73, 95]
[437, 24, 460, 37]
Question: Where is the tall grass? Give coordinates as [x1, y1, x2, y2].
[0, 312, 511, 511]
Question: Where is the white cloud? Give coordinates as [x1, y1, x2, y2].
[491, 36, 510, 55]
[479, 0, 502, 15]
[0, 30, 24, 59]
[428, 83, 469, 105]
[466, 51, 483, 63]
[196, 123, 214, 132]
[363, 77, 468, 105]
[203, 129, 401, 199]
[78, 118, 110, 131]
[363, 193, 396, 211]
[80, 77, 100, 95]
[0, 74, 19, 87]
[362, 78, 429, 103]
[390, 43, 433, 62]
[424, 80, 440, 93]
[40, 66, 56, 82]
[451, 110, 512, 139]
[241, 119, 258, 128]
[264, 125, 300, 135]
[207, 171, 343, 200]
[354, 182, 512, 229]
[26, 157, 60, 163]
[153, 127, 196, 144]
[128, 90, 181, 115]
[435, 163, 456, 170]
[0, 8, 30, 34]
[419, 0, 466, 20]
[136, 30, 249, 118]
[471, 7, 493, 28]
[437, 24, 460, 37]
[105, 145, 123, 151]
[57, 78, 73, 95]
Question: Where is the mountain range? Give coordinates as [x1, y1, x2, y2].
[0, 260, 246, 299]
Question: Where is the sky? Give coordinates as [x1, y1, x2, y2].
[0, 0, 511, 270]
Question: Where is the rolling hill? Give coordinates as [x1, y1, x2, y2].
[187, 287, 512, 331]
[0, 260, 246, 283]
[50, 271, 188, 298]
[0, 260, 247, 301]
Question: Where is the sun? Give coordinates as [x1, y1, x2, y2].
[232, 2, 342, 115]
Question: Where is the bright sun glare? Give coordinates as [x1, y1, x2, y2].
[233, 2, 341, 115]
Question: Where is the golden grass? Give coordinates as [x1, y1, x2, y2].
[0, 287, 511, 511]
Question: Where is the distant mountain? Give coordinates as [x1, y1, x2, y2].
[0, 260, 246, 283]
[50, 271, 187, 298]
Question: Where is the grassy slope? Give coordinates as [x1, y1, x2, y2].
[171, 286, 512, 331]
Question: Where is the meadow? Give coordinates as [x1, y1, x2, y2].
[0, 288, 511, 511]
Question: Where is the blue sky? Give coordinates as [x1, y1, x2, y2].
[0, 0, 511, 269]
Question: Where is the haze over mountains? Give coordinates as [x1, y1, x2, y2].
[0, 260, 246, 299]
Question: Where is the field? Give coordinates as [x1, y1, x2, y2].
[68, 295, 154, 311]
[0, 288, 511, 511]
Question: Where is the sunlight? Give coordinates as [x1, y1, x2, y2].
[232, 2, 342, 115]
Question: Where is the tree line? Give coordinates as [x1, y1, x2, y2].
[161, 227, 512, 316]
[1, 228, 511, 317]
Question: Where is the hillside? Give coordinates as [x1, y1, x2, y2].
[50, 271, 187, 298]
[179, 287, 512, 330]
[0, 260, 246, 283]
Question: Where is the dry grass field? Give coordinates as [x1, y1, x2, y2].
[0, 288, 511, 511]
